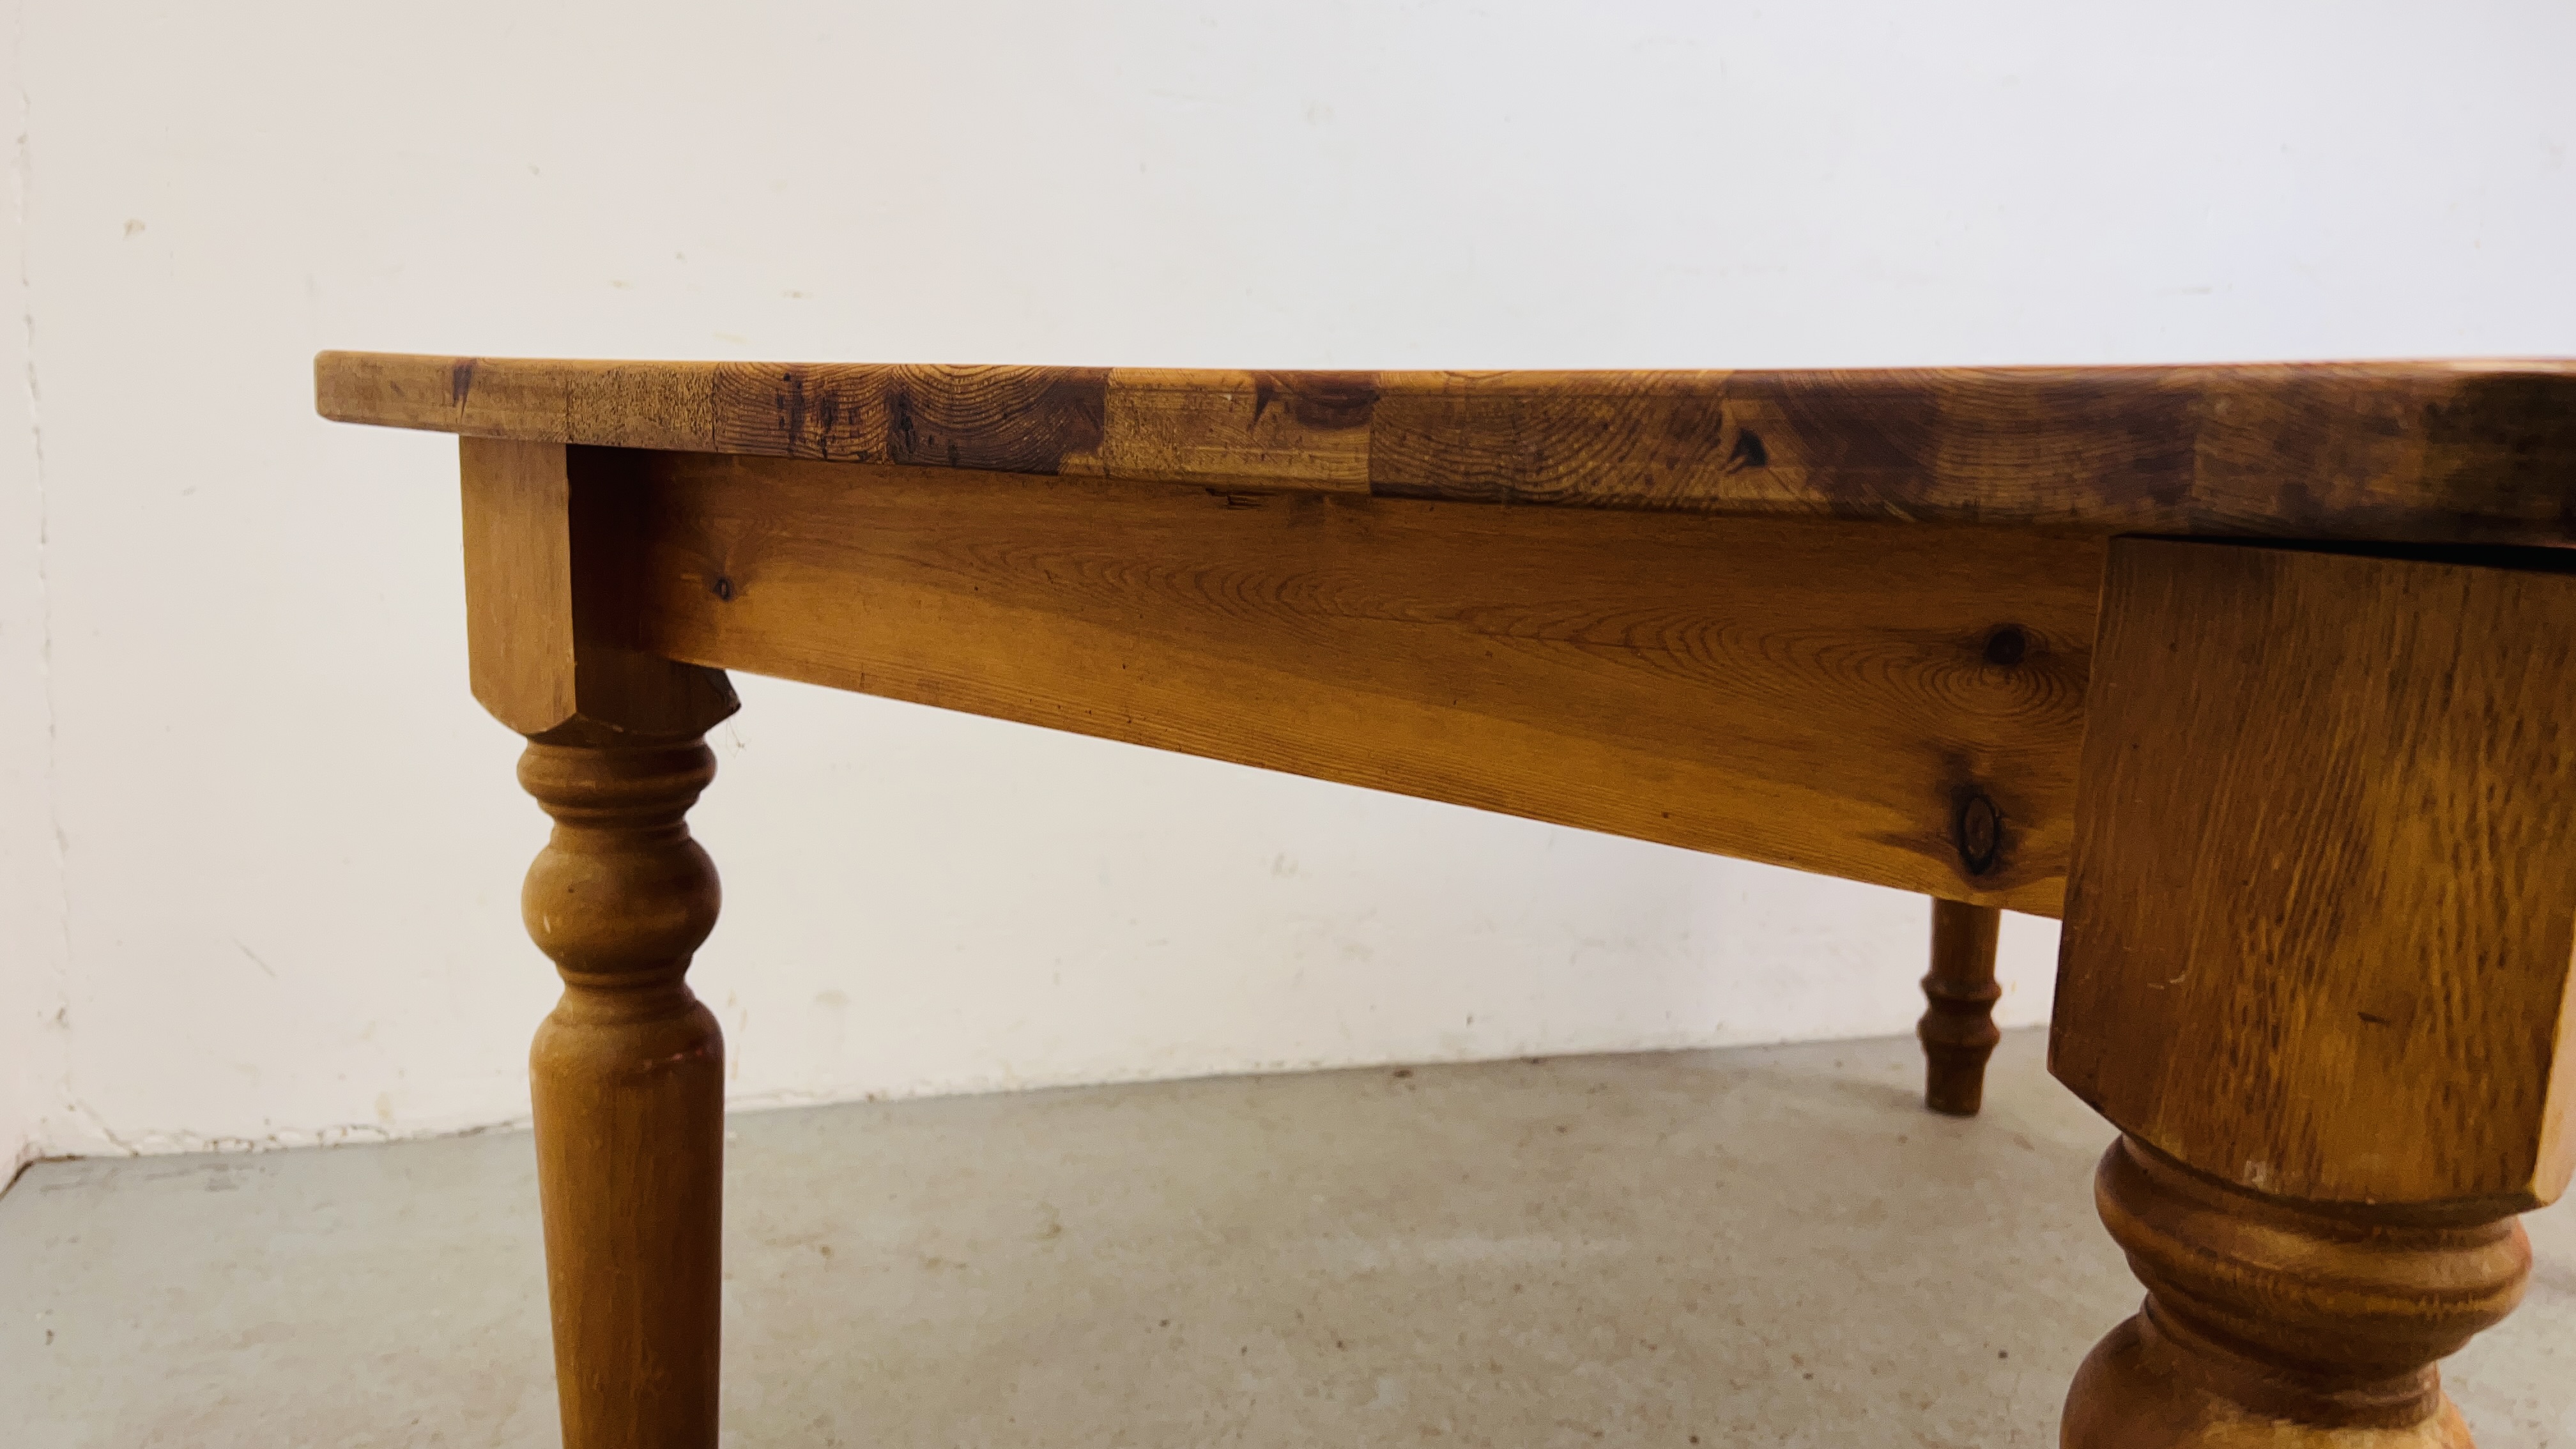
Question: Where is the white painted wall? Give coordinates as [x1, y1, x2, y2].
[1, 9, 66, 1179]
[4, 0, 2571, 1165]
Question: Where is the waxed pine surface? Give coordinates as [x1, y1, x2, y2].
[314, 353, 2576, 547]
[6, 1031, 2572, 1448]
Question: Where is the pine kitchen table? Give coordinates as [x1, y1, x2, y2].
[316, 352, 2576, 1449]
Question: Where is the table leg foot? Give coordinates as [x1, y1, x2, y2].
[1918, 899, 2002, 1116]
[519, 731, 726, 1449]
[2062, 1137, 2529, 1449]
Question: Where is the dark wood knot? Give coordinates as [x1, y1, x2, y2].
[1954, 790, 2004, 877]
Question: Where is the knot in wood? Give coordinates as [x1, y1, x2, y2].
[1952, 789, 2004, 877]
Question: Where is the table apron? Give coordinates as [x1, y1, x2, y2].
[598, 448, 2104, 913]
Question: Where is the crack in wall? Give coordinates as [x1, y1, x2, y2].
[12, 1, 87, 1165]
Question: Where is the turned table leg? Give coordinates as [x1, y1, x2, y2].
[2064, 1137, 2527, 1447]
[1917, 898, 2001, 1116]
[2048, 539, 2576, 1448]
[521, 731, 726, 1448]
[455, 437, 743, 1448]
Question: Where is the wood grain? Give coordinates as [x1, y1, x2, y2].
[604, 452, 2101, 912]
[2050, 539, 2576, 1212]
[328, 353, 2576, 544]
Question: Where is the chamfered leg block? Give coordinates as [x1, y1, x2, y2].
[463, 437, 741, 1449]
[2050, 539, 2576, 1447]
[1919, 898, 2003, 1116]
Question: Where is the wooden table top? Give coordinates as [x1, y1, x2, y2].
[316, 351, 2576, 545]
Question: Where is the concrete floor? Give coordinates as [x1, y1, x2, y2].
[3, 1031, 2571, 1448]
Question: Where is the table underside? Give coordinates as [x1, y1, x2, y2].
[318, 351, 2576, 1449]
